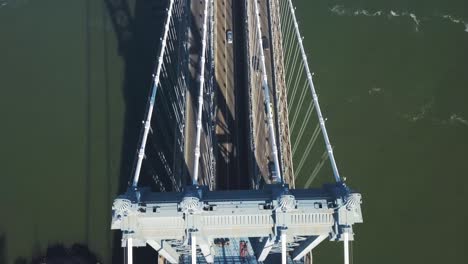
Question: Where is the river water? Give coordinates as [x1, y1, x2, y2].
[0, 0, 467, 263]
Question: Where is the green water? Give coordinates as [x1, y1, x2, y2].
[0, 0, 467, 263]
[293, 0, 468, 263]
[0, 0, 125, 262]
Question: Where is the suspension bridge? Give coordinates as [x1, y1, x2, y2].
[110, 0, 363, 263]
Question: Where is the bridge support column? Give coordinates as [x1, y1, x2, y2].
[292, 235, 327, 261]
[344, 232, 350, 264]
[127, 238, 133, 264]
[256, 235, 275, 262]
[281, 232, 287, 264]
[147, 240, 180, 264]
[191, 235, 197, 264]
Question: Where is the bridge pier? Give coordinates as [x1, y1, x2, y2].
[127, 238, 133, 264]
[191, 234, 196, 264]
[281, 231, 287, 264]
[112, 184, 362, 262]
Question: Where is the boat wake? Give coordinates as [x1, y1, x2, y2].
[330, 5, 468, 33]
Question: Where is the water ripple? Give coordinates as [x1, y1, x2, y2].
[447, 114, 468, 127]
[330, 5, 468, 33]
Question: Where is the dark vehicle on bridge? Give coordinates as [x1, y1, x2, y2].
[252, 55, 259, 72]
[262, 36, 269, 50]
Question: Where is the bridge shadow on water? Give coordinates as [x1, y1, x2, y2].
[0, 234, 6, 264]
[104, 0, 177, 262]
[104, 0, 169, 193]
[29, 244, 100, 264]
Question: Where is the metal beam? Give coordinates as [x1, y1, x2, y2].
[112, 186, 363, 260]
[147, 240, 180, 264]
[112, 186, 362, 239]
[256, 235, 275, 262]
[197, 236, 214, 263]
[292, 235, 327, 261]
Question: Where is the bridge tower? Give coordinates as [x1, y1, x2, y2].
[111, 0, 364, 263]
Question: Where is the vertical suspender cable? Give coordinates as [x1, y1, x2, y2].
[344, 231, 350, 264]
[127, 238, 133, 264]
[286, 0, 342, 183]
[132, 0, 175, 187]
[191, 235, 197, 264]
[192, 0, 210, 185]
[281, 232, 287, 264]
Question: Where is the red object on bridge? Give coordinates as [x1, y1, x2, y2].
[240, 241, 248, 258]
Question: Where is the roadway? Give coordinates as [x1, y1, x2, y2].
[247, 0, 279, 187]
[214, 0, 249, 190]
[184, 0, 288, 190]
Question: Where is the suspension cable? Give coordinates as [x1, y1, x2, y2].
[289, 81, 309, 129]
[132, 0, 175, 187]
[292, 104, 314, 155]
[294, 122, 322, 177]
[192, 0, 210, 185]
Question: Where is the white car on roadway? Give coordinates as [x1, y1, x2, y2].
[226, 30, 233, 44]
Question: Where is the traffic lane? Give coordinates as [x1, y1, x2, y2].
[231, 0, 250, 189]
[225, 0, 236, 189]
[214, 0, 236, 190]
[259, 0, 275, 102]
